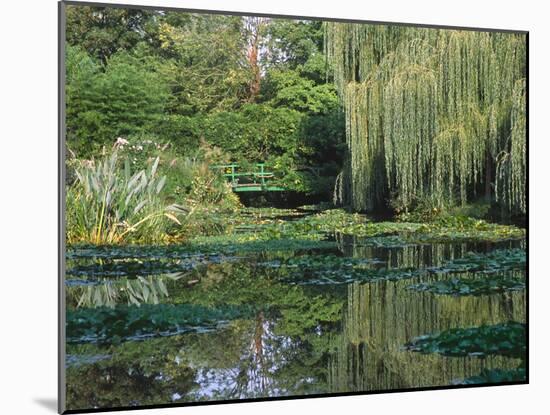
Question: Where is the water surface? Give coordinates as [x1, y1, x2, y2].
[65, 214, 526, 409]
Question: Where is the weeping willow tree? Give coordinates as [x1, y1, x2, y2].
[325, 25, 526, 213]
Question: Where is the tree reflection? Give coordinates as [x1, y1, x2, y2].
[328, 279, 526, 392]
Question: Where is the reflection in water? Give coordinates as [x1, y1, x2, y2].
[66, 274, 184, 308]
[185, 314, 290, 400]
[328, 280, 525, 392]
[339, 236, 524, 270]
[65, 237, 527, 409]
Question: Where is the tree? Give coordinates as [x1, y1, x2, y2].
[264, 20, 324, 71]
[325, 25, 527, 213]
[66, 5, 159, 64]
[66, 48, 169, 155]
[156, 14, 250, 114]
[243, 17, 269, 102]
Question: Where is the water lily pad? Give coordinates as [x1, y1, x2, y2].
[404, 322, 526, 358]
[257, 254, 383, 270]
[285, 267, 423, 285]
[67, 259, 195, 278]
[408, 276, 525, 296]
[66, 304, 253, 344]
[455, 368, 526, 384]
[429, 249, 526, 274]
[66, 255, 239, 278]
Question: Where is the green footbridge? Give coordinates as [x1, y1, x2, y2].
[210, 163, 285, 192]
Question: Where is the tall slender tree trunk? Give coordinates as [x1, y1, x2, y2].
[247, 40, 261, 101]
[244, 17, 267, 103]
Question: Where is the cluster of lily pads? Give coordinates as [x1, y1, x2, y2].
[258, 254, 422, 285]
[66, 253, 244, 278]
[67, 245, 527, 293]
[66, 303, 253, 344]
[67, 259, 196, 278]
[67, 245, 222, 260]
[259, 209, 525, 244]
[251, 248, 526, 290]
[67, 208, 526, 276]
[187, 235, 337, 253]
[404, 322, 526, 358]
[457, 368, 526, 385]
[404, 248, 527, 295]
[407, 276, 525, 296]
[258, 254, 383, 270]
[177, 208, 525, 250]
[427, 249, 526, 274]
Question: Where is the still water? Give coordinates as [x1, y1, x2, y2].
[65, 226, 526, 410]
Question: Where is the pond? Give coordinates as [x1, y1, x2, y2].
[64, 208, 526, 410]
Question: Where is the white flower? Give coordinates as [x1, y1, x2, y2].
[114, 137, 129, 148]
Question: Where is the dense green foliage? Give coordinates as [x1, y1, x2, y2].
[66, 152, 187, 244]
[66, 6, 345, 196]
[66, 49, 170, 155]
[325, 25, 526, 214]
[65, 5, 527, 243]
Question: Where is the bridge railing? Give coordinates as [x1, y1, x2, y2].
[210, 163, 284, 192]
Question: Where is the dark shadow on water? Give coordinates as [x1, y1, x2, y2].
[34, 398, 57, 413]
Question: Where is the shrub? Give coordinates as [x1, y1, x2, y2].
[66, 49, 170, 156]
[66, 152, 185, 245]
[393, 196, 448, 222]
[395, 195, 492, 224]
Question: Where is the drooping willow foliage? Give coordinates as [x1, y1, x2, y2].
[496, 79, 527, 214]
[325, 25, 526, 213]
